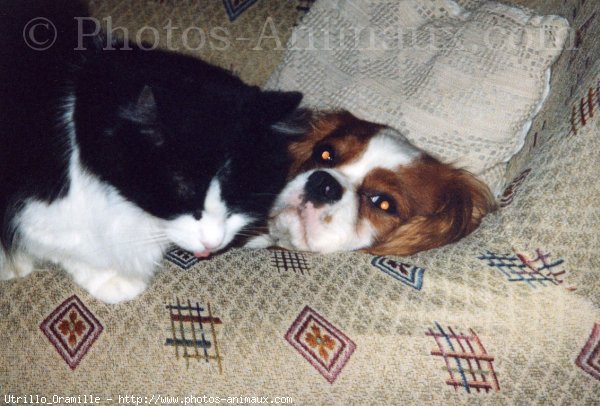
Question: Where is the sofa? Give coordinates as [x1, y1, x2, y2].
[1, 0, 598, 404]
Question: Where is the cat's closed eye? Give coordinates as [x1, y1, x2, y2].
[139, 127, 164, 147]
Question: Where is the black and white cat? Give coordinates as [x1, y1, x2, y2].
[0, 0, 304, 303]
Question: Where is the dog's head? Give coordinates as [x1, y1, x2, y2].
[250, 111, 496, 255]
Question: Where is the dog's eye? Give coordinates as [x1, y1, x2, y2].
[370, 195, 397, 214]
[314, 144, 336, 166]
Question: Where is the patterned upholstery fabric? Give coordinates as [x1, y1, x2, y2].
[1, 1, 599, 404]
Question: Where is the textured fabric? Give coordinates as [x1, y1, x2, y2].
[266, 0, 569, 195]
[1, 243, 599, 404]
[1, 0, 600, 405]
[503, 0, 600, 188]
[87, 0, 300, 86]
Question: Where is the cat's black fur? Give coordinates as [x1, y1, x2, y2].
[0, 0, 303, 250]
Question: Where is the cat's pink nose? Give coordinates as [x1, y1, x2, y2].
[194, 249, 212, 258]
[193, 241, 221, 258]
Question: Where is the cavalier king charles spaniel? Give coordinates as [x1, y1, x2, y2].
[248, 110, 496, 256]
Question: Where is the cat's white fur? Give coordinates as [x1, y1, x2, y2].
[0, 98, 252, 303]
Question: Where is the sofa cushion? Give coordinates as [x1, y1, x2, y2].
[266, 0, 569, 195]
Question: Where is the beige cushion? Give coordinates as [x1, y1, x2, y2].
[266, 0, 569, 195]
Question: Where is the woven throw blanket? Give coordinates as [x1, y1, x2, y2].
[266, 0, 569, 195]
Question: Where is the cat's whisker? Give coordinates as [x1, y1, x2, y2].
[151, 258, 165, 268]
[234, 233, 261, 238]
[234, 232, 268, 240]
[70, 235, 172, 256]
[239, 227, 268, 234]
[45, 236, 170, 258]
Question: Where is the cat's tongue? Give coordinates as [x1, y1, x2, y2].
[194, 250, 211, 259]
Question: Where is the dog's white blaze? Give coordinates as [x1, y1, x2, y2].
[339, 129, 421, 183]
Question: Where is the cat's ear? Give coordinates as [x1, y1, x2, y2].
[120, 85, 158, 124]
[133, 85, 158, 123]
[120, 85, 164, 146]
[252, 90, 303, 124]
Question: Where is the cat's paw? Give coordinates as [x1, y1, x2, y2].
[64, 262, 150, 304]
[0, 265, 15, 281]
[0, 251, 14, 281]
[0, 251, 35, 280]
[87, 274, 148, 304]
[244, 234, 275, 249]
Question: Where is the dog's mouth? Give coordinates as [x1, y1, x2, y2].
[273, 207, 307, 248]
[269, 197, 317, 250]
[267, 186, 373, 254]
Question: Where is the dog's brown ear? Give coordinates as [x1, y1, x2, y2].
[367, 169, 496, 256]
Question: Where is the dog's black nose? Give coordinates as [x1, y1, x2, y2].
[304, 171, 343, 205]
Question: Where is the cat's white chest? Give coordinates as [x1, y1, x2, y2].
[16, 162, 167, 277]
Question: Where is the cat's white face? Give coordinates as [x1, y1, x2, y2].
[164, 178, 252, 258]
